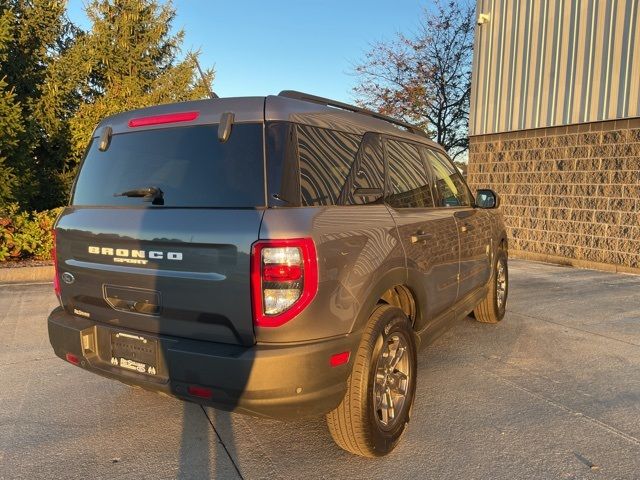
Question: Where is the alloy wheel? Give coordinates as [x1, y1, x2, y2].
[496, 258, 507, 309]
[373, 332, 411, 429]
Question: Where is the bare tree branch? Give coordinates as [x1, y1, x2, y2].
[353, 0, 474, 160]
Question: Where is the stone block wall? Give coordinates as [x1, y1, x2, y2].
[467, 117, 640, 274]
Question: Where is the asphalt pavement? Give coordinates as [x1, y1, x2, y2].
[1, 259, 639, 479]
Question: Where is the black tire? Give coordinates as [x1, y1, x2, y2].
[326, 304, 417, 457]
[473, 248, 508, 323]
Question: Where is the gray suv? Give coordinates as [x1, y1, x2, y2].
[48, 91, 508, 457]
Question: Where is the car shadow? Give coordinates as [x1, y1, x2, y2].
[177, 402, 243, 479]
[177, 402, 213, 479]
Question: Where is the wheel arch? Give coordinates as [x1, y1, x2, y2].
[350, 267, 425, 336]
[499, 234, 508, 252]
[377, 284, 417, 327]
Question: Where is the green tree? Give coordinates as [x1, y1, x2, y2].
[353, 0, 475, 161]
[68, 0, 215, 161]
[0, 0, 79, 210]
[0, 9, 22, 205]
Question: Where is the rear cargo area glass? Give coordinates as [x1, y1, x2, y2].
[72, 124, 265, 207]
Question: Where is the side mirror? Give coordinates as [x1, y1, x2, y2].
[475, 189, 499, 209]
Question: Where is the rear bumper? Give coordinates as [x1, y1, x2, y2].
[47, 307, 356, 420]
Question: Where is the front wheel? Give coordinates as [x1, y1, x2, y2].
[473, 248, 508, 323]
[326, 305, 417, 457]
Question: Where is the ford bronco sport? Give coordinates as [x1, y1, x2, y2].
[48, 91, 508, 457]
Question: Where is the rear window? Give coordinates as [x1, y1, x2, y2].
[72, 124, 265, 208]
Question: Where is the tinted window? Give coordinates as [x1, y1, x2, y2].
[339, 132, 385, 205]
[72, 124, 265, 207]
[385, 139, 435, 209]
[425, 149, 471, 207]
[266, 122, 301, 206]
[296, 124, 361, 206]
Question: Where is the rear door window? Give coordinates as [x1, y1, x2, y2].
[72, 124, 265, 208]
[339, 132, 385, 205]
[385, 139, 435, 209]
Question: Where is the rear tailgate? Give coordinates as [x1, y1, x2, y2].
[56, 208, 262, 346]
[57, 99, 267, 346]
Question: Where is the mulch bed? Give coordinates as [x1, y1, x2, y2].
[0, 259, 53, 268]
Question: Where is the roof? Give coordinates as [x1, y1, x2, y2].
[94, 93, 443, 152]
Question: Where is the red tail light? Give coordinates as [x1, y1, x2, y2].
[251, 238, 318, 327]
[52, 229, 60, 297]
[262, 264, 302, 281]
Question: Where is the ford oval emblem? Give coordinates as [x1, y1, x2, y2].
[61, 272, 75, 285]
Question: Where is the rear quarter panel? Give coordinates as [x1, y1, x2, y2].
[257, 205, 406, 343]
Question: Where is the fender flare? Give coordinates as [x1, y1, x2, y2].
[348, 267, 426, 338]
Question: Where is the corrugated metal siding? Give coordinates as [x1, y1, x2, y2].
[470, 0, 640, 136]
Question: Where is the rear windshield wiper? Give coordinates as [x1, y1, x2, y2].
[114, 187, 164, 205]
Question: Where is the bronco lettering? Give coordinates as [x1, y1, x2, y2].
[88, 246, 182, 261]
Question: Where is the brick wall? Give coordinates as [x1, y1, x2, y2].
[467, 117, 640, 274]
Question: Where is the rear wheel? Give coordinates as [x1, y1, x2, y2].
[473, 248, 508, 323]
[326, 305, 417, 457]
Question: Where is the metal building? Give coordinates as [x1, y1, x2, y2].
[468, 0, 640, 273]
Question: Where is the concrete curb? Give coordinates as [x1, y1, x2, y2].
[510, 250, 640, 276]
[0, 266, 54, 284]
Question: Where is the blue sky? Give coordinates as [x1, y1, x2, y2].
[66, 0, 426, 103]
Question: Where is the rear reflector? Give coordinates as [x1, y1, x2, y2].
[128, 111, 199, 128]
[330, 351, 350, 367]
[65, 352, 79, 365]
[187, 385, 213, 400]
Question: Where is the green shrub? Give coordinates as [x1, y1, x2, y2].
[0, 204, 63, 262]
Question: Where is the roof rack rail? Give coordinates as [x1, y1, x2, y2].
[278, 90, 429, 138]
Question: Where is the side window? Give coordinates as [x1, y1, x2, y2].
[297, 124, 361, 206]
[385, 139, 435, 209]
[425, 149, 471, 207]
[266, 122, 301, 206]
[340, 132, 385, 205]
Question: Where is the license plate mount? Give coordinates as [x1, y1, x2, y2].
[110, 331, 158, 376]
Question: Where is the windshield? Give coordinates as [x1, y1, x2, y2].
[72, 123, 265, 208]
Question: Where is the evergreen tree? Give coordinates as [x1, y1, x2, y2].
[0, 0, 213, 210]
[0, 9, 22, 206]
[0, 0, 79, 210]
[68, 0, 214, 161]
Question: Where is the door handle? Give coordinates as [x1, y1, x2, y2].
[411, 231, 433, 244]
[460, 223, 474, 233]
